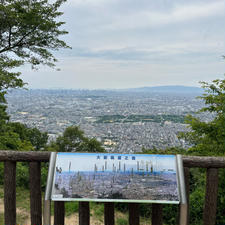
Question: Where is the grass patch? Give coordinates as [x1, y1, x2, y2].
[91, 203, 104, 222]
[65, 202, 79, 216]
[0, 213, 4, 225]
[0, 185, 3, 198]
[17, 213, 29, 224]
[16, 187, 30, 211]
[116, 217, 128, 225]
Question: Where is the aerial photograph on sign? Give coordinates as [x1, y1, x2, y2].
[51, 153, 179, 203]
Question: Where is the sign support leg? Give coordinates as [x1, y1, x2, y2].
[43, 199, 51, 225]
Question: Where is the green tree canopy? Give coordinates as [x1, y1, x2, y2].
[0, 0, 70, 102]
[179, 77, 225, 155]
[0, 121, 48, 150]
[9, 122, 48, 150]
[49, 126, 105, 152]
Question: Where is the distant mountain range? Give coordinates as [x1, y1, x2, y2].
[10, 85, 204, 95]
[121, 85, 203, 93]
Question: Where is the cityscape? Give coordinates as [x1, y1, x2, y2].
[6, 87, 211, 152]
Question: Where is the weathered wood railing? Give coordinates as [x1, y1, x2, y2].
[0, 151, 224, 225]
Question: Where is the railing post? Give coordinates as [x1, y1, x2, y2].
[129, 203, 139, 225]
[29, 162, 42, 225]
[54, 201, 65, 225]
[203, 168, 219, 225]
[79, 202, 90, 225]
[152, 204, 163, 225]
[4, 161, 16, 225]
[104, 202, 115, 225]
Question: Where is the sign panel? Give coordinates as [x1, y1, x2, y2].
[51, 153, 180, 203]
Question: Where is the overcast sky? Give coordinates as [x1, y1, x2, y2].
[21, 0, 225, 89]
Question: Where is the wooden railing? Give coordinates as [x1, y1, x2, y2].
[0, 151, 224, 225]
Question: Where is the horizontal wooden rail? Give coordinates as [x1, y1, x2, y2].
[0, 151, 50, 162]
[0, 151, 225, 168]
[182, 156, 225, 168]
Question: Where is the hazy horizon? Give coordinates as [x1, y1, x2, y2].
[20, 0, 224, 89]
[9, 84, 204, 91]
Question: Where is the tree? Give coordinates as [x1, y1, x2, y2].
[0, 0, 70, 102]
[0, 0, 70, 150]
[82, 138, 105, 153]
[179, 77, 225, 155]
[55, 126, 87, 152]
[49, 126, 105, 152]
[9, 122, 48, 150]
[0, 121, 48, 150]
[178, 77, 225, 225]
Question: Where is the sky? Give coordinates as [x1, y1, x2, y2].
[21, 0, 225, 89]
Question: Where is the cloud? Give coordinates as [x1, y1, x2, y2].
[101, 1, 224, 31]
[58, 36, 223, 64]
[21, 0, 225, 89]
[21, 55, 225, 89]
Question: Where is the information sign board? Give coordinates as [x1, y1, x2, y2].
[51, 153, 180, 203]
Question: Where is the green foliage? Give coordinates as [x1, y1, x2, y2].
[179, 78, 225, 155]
[16, 163, 29, 188]
[9, 122, 48, 150]
[215, 169, 225, 225]
[142, 146, 187, 155]
[116, 218, 128, 225]
[92, 202, 104, 221]
[115, 202, 128, 213]
[55, 126, 87, 152]
[0, 122, 49, 189]
[82, 138, 105, 153]
[0, 213, 3, 225]
[189, 187, 204, 225]
[178, 77, 225, 224]
[0, 57, 25, 103]
[0, 104, 9, 124]
[0, 0, 70, 105]
[0, 129, 33, 150]
[49, 125, 105, 152]
[41, 163, 49, 190]
[162, 205, 178, 225]
[0, 0, 70, 67]
[0, 122, 48, 150]
[65, 202, 79, 216]
[96, 114, 185, 124]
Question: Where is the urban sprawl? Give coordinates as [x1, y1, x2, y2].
[6, 88, 212, 152]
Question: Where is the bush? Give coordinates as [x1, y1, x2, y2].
[65, 202, 79, 216]
[116, 218, 128, 225]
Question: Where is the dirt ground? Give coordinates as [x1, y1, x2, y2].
[0, 198, 104, 225]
